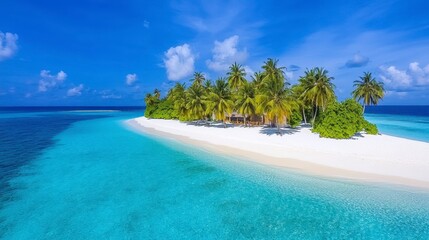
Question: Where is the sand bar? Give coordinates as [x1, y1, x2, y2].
[126, 117, 429, 189]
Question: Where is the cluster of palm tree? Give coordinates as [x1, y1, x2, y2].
[145, 58, 385, 134]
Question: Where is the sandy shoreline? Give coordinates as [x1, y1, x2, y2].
[126, 117, 429, 190]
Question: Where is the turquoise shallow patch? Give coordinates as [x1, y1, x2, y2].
[1, 111, 429, 239]
[365, 113, 429, 142]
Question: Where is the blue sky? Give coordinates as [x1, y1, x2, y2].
[1, 0, 428, 106]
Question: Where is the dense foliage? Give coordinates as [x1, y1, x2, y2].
[362, 120, 378, 135]
[289, 109, 303, 128]
[144, 59, 383, 138]
[144, 98, 177, 119]
[313, 99, 378, 139]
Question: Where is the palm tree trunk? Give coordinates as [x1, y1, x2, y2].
[312, 106, 318, 124]
[276, 115, 281, 135]
[244, 114, 247, 127]
[302, 108, 307, 124]
[362, 104, 366, 114]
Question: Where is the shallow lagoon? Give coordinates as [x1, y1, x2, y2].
[1, 110, 429, 239]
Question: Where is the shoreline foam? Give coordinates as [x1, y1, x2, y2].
[126, 117, 429, 190]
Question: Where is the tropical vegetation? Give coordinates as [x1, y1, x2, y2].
[312, 99, 378, 139]
[145, 59, 384, 139]
[352, 72, 385, 113]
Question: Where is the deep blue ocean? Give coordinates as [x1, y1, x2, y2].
[0, 106, 429, 239]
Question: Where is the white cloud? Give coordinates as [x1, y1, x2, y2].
[379, 62, 429, 92]
[0, 31, 18, 61]
[143, 20, 150, 29]
[102, 94, 122, 99]
[163, 44, 195, 81]
[379, 65, 412, 88]
[408, 62, 429, 86]
[67, 84, 84, 97]
[126, 73, 137, 86]
[99, 90, 122, 99]
[385, 90, 407, 98]
[38, 70, 67, 92]
[56, 71, 67, 81]
[243, 65, 254, 77]
[345, 53, 369, 68]
[206, 35, 248, 72]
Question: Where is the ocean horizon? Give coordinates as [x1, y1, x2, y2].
[2, 105, 428, 142]
[1, 106, 429, 238]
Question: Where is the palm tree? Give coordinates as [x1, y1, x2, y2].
[153, 88, 161, 100]
[186, 84, 206, 120]
[256, 78, 293, 135]
[261, 58, 286, 86]
[203, 79, 212, 88]
[168, 83, 185, 99]
[191, 72, 205, 87]
[297, 68, 316, 123]
[291, 84, 308, 124]
[205, 78, 234, 127]
[352, 72, 385, 113]
[251, 71, 264, 91]
[144, 93, 155, 106]
[168, 83, 188, 118]
[236, 81, 256, 127]
[300, 67, 335, 123]
[227, 62, 247, 91]
[203, 79, 213, 95]
[257, 59, 292, 134]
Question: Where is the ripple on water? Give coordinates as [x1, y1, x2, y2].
[1, 112, 429, 239]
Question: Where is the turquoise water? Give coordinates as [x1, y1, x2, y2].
[1, 110, 429, 239]
[365, 113, 429, 142]
[365, 105, 429, 143]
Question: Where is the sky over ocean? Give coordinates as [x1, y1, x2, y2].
[1, 0, 429, 106]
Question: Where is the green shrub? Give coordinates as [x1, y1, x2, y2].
[144, 104, 157, 118]
[289, 108, 303, 128]
[312, 99, 365, 139]
[362, 120, 378, 135]
[144, 98, 177, 119]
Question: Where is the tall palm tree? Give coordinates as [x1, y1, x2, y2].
[186, 84, 206, 120]
[256, 78, 293, 135]
[291, 84, 308, 124]
[261, 58, 286, 86]
[205, 78, 234, 127]
[191, 72, 205, 87]
[168, 83, 188, 118]
[257, 59, 292, 134]
[352, 72, 385, 113]
[300, 67, 335, 123]
[236, 81, 256, 127]
[297, 68, 316, 123]
[227, 62, 247, 91]
[251, 71, 264, 89]
[203, 79, 213, 95]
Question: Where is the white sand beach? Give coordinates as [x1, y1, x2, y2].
[127, 117, 429, 189]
